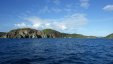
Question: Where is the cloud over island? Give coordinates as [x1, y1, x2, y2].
[15, 13, 88, 33]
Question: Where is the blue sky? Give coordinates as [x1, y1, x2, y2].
[0, 0, 113, 36]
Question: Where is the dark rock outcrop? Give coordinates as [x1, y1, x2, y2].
[0, 32, 6, 38]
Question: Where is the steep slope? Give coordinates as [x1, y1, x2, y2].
[106, 33, 113, 39]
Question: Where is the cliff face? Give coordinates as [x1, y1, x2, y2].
[106, 33, 113, 39]
[0, 28, 96, 38]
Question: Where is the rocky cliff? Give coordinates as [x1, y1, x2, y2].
[2, 28, 45, 38]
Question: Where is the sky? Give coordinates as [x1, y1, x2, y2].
[0, 0, 113, 37]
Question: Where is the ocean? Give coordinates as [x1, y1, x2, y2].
[0, 38, 113, 64]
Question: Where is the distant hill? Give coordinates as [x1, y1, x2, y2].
[66, 34, 86, 38]
[0, 32, 6, 38]
[106, 33, 113, 39]
[0, 28, 97, 38]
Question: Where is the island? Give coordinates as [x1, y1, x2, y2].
[0, 28, 112, 38]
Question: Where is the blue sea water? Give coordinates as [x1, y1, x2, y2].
[0, 38, 113, 64]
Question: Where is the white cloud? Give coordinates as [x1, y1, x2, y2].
[80, 0, 89, 9]
[103, 5, 113, 11]
[15, 13, 88, 33]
